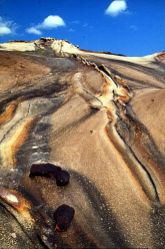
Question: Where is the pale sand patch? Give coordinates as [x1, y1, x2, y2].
[0, 42, 36, 52]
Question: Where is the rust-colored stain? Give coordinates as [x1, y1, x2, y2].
[0, 188, 30, 210]
[0, 187, 33, 220]
[1, 117, 36, 166]
[0, 101, 18, 126]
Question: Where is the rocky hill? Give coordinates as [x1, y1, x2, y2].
[0, 38, 165, 249]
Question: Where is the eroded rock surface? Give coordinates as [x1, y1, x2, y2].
[0, 38, 165, 249]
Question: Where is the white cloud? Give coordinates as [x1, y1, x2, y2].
[26, 27, 42, 35]
[26, 15, 65, 35]
[0, 16, 16, 36]
[0, 26, 11, 35]
[41, 15, 65, 29]
[105, 0, 127, 17]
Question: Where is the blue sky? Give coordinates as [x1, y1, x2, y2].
[0, 0, 165, 56]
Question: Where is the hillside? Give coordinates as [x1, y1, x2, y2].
[0, 38, 165, 249]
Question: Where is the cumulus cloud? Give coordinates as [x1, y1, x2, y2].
[26, 15, 65, 35]
[105, 0, 127, 17]
[0, 16, 16, 36]
[41, 15, 65, 29]
[0, 26, 11, 35]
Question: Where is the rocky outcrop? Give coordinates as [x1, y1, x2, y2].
[0, 38, 165, 249]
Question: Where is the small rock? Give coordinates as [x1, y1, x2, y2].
[54, 204, 75, 232]
[11, 233, 17, 239]
[29, 163, 70, 186]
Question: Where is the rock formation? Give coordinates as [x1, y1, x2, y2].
[0, 37, 165, 248]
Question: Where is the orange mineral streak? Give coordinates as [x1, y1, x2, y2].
[117, 87, 131, 104]
[10, 117, 36, 165]
[0, 188, 30, 210]
[0, 187, 33, 221]
[114, 76, 127, 86]
[101, 80, 111, 96]
[0, 101, 18, 126]
[2, 117, 36, 166]
[106, 109, 114, 122]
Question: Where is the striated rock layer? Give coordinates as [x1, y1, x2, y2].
[0, 38, 165, 249]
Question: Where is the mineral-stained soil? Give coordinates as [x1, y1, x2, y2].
[0, 38, 165, 249]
